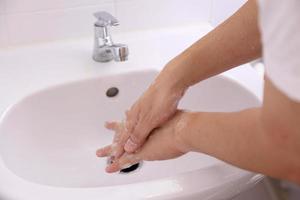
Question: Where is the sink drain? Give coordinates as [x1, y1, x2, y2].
[106, 158, 142, 174]
[119, 162, 142, 174]
[106, 87, 119, 97]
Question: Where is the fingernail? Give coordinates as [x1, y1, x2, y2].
[105, 164, 118, 173]
[105, 165, 113, 173]
[124, 139, 138, 152]
[96, 149, 104, 157]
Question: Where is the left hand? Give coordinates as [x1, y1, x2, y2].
[96, 110, 190, 173]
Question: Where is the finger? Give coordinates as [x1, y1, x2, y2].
[125, 110, 130, 120]
[96, 145, 112, 157]
[112, 143, 125, 158]
[104, 120, 130, 159]
[106, 112, 134, 159]
[125, 108, 139, 135]
[105, 121, 124, 145]
[124, 120, 152, 153]
[105, 121, 119, 131]
[113, 125, 131, 158]
[105, 152, 141, 173]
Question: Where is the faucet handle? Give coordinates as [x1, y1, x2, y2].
[94, 11, 119, 27]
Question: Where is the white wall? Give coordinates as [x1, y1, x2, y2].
[0, 0, 246, 47]
[211, 0, 247, 26]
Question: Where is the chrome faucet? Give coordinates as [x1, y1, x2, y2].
[93, 11, 129, 62]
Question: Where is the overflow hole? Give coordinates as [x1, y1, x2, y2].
[106, 87, 119, 97]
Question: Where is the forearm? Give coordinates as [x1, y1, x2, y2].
[157, 0, 261, 91]
[180, 108, 300, 184]
[183, 109, 269, 170]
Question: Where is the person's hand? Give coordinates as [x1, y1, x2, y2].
[97, 121, 126, 161]
[96, 110, 191, 173]
[106, 76, 186, 159]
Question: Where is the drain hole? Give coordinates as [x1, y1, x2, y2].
[106, 87, 119, 97]
[120, 162, 141, 174]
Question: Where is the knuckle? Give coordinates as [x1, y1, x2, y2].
[131, 124, 152, 142]
[125, 120, 133, 132]
[130, 132, 143, 143]
[119, 134, 130, 145]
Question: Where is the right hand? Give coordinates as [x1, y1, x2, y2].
[109, 75, 186, 158]
[97, 110, 191, 173]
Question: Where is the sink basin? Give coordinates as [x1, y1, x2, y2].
[0, 69, 263, 200]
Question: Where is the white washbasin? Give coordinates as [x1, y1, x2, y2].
[0, 69, 263, 200]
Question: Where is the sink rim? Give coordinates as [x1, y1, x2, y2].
[0, 67, 264, 200]
[0, 158, 263, 200]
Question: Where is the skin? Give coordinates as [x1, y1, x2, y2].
[96, 0, 300, 184]
[105, 0, 261, 159]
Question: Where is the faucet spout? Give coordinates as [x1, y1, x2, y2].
[111, 44, 129, 62]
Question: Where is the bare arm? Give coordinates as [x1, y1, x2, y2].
[179, 78, 300, 184]
[116, 0, 262, 155]
[158, 0, 261, 89]
[98, 0, 300, 184]
[100, 78, 300, 185]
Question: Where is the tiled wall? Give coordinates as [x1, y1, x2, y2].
[0, 0, 246, 47]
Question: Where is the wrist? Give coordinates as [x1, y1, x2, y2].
[173, 111, 195, 153]
[155, 59, 190, 94]
[150, 73, 186, 107]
